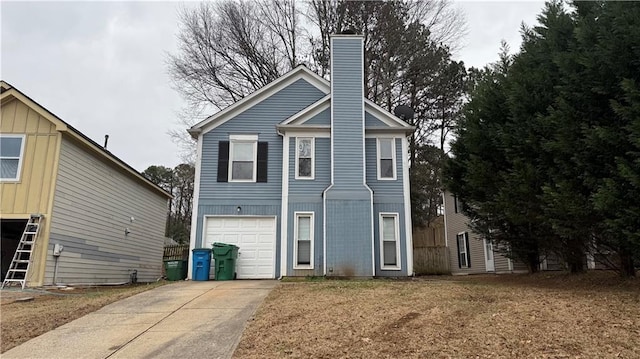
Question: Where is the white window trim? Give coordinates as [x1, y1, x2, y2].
[457, 232, 469, 268]
[293, 211, 314, 269]
[376, 138, 396, 180]
[228, 135, 258, 183]
[0, 134, 26, 182]
[294, 137, 315, 180]
[379, 212, 401, 270]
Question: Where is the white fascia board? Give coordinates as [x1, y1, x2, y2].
[365, 100, 414, 128]
[280, 134, 290, 277]
[187, 133, 204, 280]
[365, 129, 414, 137]
[191, 66, 330, 136]
[276, 126, 331, 139]
[402, 137, 414, 275]
[280, 95, 331, 126]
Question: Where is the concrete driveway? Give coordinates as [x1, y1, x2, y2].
[3, 280, 277, 359]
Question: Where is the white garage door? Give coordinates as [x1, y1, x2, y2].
[204, 216, 276, 279]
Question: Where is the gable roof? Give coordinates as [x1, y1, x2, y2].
[277, 95, 415, 133]
[188, 65, 330, 138]
[0, 81, 172, 199]
[188, 64, 415, 137]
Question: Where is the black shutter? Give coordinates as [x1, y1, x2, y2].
[457, 235, 462, 268]
[217, 141, 229, 182]
[454, 195, 458, 213]
[257, 142, 268, 183]
[465, 232, 471, 268]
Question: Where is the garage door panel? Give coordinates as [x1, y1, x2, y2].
[204, 216, 276, 279]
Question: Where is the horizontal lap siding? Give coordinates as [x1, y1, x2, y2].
[195, 79, 325, 278]
[444, 192, 487, 274]
[287, 138, 328, 276]
[331, 38, 366, 191]
[289, 137, 330, 199]
[46, 136, 168, 285]
[305, 108, 331, 126]
[365, 111, 389, 127]
[198, 78, 326, 202]
[365, 138, 404, 200]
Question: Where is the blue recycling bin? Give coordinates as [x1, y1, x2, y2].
[192, 248, 212, 281]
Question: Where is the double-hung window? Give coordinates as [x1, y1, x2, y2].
[0, 135, 25, 181]
[217, 135, 268, 183]
[380, 213, 401, 270]
[295, 137, 314, 179]
[294, 212, 314, 269]
[230, 136, 257, 182]
[377, 138, 396, 180]
[457, 232, 470, 268]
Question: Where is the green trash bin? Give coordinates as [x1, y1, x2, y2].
[212, 243, 239, 280]
[164, 260, 187, 281]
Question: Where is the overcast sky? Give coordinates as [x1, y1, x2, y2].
[1, 1, 545, 172]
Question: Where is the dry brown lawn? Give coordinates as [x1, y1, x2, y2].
[235, 272, 640, 358]
[0, 282, 166, 353]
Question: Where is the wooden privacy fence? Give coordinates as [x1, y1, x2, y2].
[413, 216, 446, 247]
[413, 246, 451, 275]
[163, 244, 189, 261]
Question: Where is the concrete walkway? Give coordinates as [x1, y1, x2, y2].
[3, 280, 278, 359]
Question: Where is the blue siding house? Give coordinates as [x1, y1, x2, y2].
[187, 33, 415, 278]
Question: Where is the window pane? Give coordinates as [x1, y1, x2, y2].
[297, 216, 311, 240]
[0, 138, 22, 157]
[382, 217, 395, 240]
[298, 158, 311, 177]
[0, 159, 19, 178]
[233, 142, 254, 161]
[383, 241, 397, 266]
[232, 161, 253, 180]
[297, 240, 311, 265]
[459, 252, 467, 267]
[380, 159, 393, 178]
[379, 139, 393, 158]
[298, 139, 312, 158]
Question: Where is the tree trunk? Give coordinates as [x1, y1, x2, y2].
[619, 248, 636, 277]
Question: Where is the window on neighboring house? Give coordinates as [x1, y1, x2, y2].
[0, 135, 25, 181]
[454, 195, 461, 213]
[457, 232, 471, 268]
[296, 137, 314, 179]
[380, 213, 401, 269]
[217, 135, 268, 183]
[294, 212, 313, 268]
[377, 138, 396, 180]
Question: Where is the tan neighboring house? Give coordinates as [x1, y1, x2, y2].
[443, 191, 528, 274]
[0, 81, 171, 287]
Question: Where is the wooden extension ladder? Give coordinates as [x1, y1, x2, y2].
[2, 214, 44, 290]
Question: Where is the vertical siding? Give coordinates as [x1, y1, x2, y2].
[0, 99, 59, 216]
[373, 203, 408, 276]
[287, 202, 323, 276]
[305, 108, 331, 126]
[1, 98, 61, 286]
[46, 136, 169, 284]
